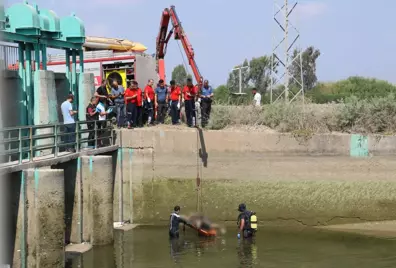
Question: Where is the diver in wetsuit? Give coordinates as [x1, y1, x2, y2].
[237, 203, 257, 239]
[169, 205, 187, 238]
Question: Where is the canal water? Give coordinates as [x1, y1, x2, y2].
[67, 226, 396, 268]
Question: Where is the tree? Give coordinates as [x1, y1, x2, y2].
[289, 46, 321, 91]
[213, 85, 230, 104]
[307, 76, 396, 103]
[248, 56, 272, 93]
[171, 64, 192, 86]
[226, 59, 250, 93]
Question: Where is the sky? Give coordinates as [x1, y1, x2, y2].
[6, 0, 396, 87]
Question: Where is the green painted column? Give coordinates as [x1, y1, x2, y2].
[66, 49, 71, 93]
[18, 43, 27, 126]
[78, 49, 85, 121]
[33, 44, 40, 71]
[79, 49, 84, 72]
[72, 49, 77, 96]
[41, 45, 47, 70]
[25, 44, 33, 125]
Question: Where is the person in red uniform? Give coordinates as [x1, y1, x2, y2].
[125, 81, 138, 129]
[144, 79, 155, 126]
[182, 78, 197, 127]
[169, 80, 181, 125]
[136, 83, 143, 127]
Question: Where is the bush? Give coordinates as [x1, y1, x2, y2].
[207, 95, 396, 134]
[337, 95, 396, 133]
[208, 99, 337, 133]
[308, 77, 396, 103]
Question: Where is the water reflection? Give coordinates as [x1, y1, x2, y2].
[237, 238, 258, 268]
[66, 226, 396, 268]
[169, 236, 218, 262]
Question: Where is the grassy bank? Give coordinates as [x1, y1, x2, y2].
[207, 96, 396, 134]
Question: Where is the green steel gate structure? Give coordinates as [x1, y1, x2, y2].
[0, 0, 87, 126]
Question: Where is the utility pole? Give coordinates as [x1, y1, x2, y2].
[270, 0, 304, 104]
[231, 65, 249, 95]
[284, 0, 289, 102]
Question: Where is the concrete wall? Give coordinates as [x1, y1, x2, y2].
[6, 152, 117, 267]
[1, 70, 20, 127]
[2, 70, 94, 126]
[34, 71, 58, 156]
[115, 129, 396, 226]
[52, 155, 116, 246]
[54, 72, 70, 123]
[11, 169, 65, 268]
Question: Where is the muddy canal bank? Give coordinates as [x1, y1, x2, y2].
[113, 128, 396, 228]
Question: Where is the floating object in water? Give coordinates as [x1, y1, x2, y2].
[183, 213, 224, 237]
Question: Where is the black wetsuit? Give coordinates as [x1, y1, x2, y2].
[238, 210, 255, 239]
[169, 212, 185, 238]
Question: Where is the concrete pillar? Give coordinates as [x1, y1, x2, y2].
[53, 155, 115, 247]
[33, 70, 58, 156]
[78, 73, 95, 149]
[78, 72, 95, 121]
[81, 155, 115, 245]
[12, 169, 65, 268]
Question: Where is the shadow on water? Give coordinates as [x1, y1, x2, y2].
[66, 244, 116, 268]
[237, 238, 257, 268]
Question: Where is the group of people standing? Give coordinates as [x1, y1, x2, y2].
[60, 77, 214, 152]
[93, 77, 214, 129]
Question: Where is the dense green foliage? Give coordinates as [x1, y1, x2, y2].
[289, 46, 321, 91]
[171, 64, 192, 86]
[307, 77, 396, 103]
[224, 47, 320, 95]
[215, 76, 396, 105]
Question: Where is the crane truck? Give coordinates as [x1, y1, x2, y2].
[156, 5, 204, 89]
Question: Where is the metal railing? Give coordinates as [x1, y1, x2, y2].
[0, 119, 115, 167]
[0, 42, 19, 71]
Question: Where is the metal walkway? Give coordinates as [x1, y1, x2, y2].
[0, 119, 118, 174]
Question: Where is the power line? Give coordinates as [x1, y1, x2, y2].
[231, 65, 249, 95]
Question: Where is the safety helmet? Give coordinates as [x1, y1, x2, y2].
[238, 203, 246, 212]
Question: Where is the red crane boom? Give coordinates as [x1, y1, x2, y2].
[156, 6, 203, 88]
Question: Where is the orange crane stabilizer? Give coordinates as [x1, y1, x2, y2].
[156, 5, 203, 87]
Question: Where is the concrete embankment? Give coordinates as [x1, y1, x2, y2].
[9, 155, 116, 267]
[114, 128, 396, 228]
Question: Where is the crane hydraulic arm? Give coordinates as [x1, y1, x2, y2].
[156, 5, 203, 88]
